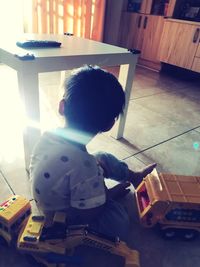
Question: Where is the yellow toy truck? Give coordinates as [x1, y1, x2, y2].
[0, 195, 140, 267]
[17, 211, 140, 267]
[135, 169, 200, 240]
[0, 195, 31, 245]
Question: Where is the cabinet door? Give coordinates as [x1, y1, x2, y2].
[140, 0, 153, 14]
[118, 12, 140, 49]
[191, 44, 200, 73]
[195, 43, 200, 57]
[166, 0, 176, 17]
[103, 0, 124, 45]
[159, 21, 199, 69]
[132, 14, 145, 50]
[191, 58, 200, 73]
[140, 15, 164, 62]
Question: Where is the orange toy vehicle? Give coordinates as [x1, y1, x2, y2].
[17, 211, 140, 267]
[135, 169, 200, 240]
[0, 195, 31, 245]
[0, 196, 140, 267]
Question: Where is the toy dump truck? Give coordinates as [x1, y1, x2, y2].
[0, 195, 31, 245]
[17, 211, 140, 267]
[135, 169, 200, 240]
[0, 195, 140, 267]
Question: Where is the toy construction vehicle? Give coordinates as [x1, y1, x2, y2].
[0, 195, 140, 267]
[135, 169, 200, 240]
[17, 211, 140, 267]
[0, 195, 31, 245]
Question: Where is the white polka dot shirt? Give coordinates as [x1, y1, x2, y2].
[29, 131, 106, 212]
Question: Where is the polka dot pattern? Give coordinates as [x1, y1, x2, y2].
[61, 156, 69, 162]
[31, 133, 107, 210]
[44, 172, 50, 178]
[35, 188, 40, 194]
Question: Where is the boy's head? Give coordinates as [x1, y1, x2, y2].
[59, 65, 125, 134]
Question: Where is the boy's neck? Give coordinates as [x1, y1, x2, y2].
[59, 126, 95, 146]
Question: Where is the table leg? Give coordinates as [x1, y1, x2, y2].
[17, 71, 41, 170]
[111, 63, 136, 139]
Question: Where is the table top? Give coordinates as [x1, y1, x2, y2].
[0, 34, 138, 73]
[0, 33, 131, 58]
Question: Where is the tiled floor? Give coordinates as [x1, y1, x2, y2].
[0, 63, 200, 267]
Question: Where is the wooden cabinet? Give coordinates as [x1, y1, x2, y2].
[132, 14, 145, 50]
[103, 0, 179, 71]
[118, 12, 140, 49]
[140, 0, 153, 14]
[196, 44, 200, 58]
[103, 0, 125, 46]
[140, 15, 164, 62]
[159, 20, 200, 71]
[118, 12, 164, 68]
[191, 57, 200, 73]
[191, 43, 200, 73]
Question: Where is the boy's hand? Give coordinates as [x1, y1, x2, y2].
[129, 163, 157, 188]
[107, 182, 131, 200]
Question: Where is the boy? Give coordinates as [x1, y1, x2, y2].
[30, 65, 156, 241]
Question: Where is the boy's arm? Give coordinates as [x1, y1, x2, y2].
[95, 152, 156, 187]
[99, 158, 156, 188]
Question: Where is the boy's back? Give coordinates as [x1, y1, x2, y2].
[30, 130, 106, 214]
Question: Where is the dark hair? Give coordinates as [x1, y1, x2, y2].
[63, 65, 125, 134]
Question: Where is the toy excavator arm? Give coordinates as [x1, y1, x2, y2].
[65, 226, 140, 267]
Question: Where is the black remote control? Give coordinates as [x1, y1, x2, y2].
[16, 40, 62, 48]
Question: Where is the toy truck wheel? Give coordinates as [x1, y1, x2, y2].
[161, 228, 177, 239]
[181, 230, 199, 241]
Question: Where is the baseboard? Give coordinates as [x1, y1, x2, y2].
[137, 58, 162, 72]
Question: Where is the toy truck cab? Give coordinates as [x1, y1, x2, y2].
[0, 195, 31, 245]
[17, 212, 69, 254]
[135, 169, 200, 240]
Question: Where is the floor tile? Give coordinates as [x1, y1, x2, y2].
[124, 155, 149, 170]
[134, 130, 200, 175]
[131, 90, 200, 128]
[0, 247, 32, 267]
[0, 157, 31, 200]
[131, 76, 168, 100]
[0, 172, 12, 203]
[87, 133, 134, 159]
[131, 71, 186, 100]
[131, 66, 199, 100]
[123, 101, 192, 151]
[179, 84, 200, 103]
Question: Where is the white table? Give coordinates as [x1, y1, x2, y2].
[0, 34, 139, 169]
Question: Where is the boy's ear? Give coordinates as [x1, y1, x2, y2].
[59, 99, 65, 116]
